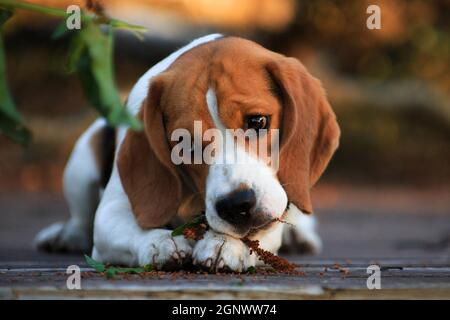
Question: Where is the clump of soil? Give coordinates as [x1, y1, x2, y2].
[241, 237, 297, 273]
[182, 224, 207, 240]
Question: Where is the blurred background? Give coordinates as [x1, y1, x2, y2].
[0, 0, 449, 261]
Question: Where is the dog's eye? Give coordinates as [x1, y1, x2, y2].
[246, 115, 269, 131]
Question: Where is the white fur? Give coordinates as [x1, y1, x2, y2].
[193, 231, 256, 272]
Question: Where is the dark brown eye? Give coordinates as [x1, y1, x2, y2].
[246, 115, 269, 130]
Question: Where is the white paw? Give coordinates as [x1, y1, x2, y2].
[192, 230, 256, 272]
[280, 205, 323, 254]
[137, 230, 192, 270]
[34, 220, 92, 253]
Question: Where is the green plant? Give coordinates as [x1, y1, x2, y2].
[85, 254, 153, 279]
[0, 0, 146, 145]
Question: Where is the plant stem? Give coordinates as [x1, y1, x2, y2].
[0, 0, 146, 32]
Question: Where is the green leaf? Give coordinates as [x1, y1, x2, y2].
[84, 254, 106, 272]
[246, 266, 257, 274]
[85, 254, 154, 278]
[65, 35, 84, 73]
[143, 264, 154, 272]
[51, 20, 70, 40]
[105, 268, 117, 279]
[103, 265, 154, 278]
[69, 21, 142, 130]
[0, 8, 13, 26]
[0, 113, 31, 145]
[172, 214, 206, 237]
[0, 17, 31, 145]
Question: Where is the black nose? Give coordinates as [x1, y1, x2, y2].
[215, 189, 257, 225]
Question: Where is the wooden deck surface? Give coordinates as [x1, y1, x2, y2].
[1, 192, 449, 299]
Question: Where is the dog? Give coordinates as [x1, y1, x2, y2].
[35, 34, 340, 272]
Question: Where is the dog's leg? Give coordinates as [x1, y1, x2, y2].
[91, 168, 192, 269]
[34, 120, 107, 253]
[279, 204, 323, 254]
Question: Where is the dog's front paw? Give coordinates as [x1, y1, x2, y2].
[34, 220, 92, 253]
[137, 230, 192, 270]
[192, 230, 256, 273]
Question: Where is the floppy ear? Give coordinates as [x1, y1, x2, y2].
[117, 73, 183, 228]
[267, 57, 340, 214]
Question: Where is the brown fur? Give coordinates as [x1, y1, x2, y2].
[267, 57, 340, 213]
[117, 37, 340, 229]
[117, 77, 183, 228]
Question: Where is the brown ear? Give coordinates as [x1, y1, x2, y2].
[267, 57, 340, 214]
[117, 73, 183, 228]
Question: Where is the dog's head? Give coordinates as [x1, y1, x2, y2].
[118, 37, 340, 237]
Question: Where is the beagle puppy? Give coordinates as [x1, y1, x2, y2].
[35, 34, 340, 272]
